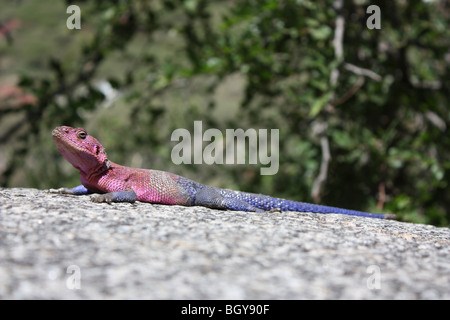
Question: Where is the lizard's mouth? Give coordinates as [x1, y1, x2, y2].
[52, 127, 62, 137]
[52, 126, 69, 140]
[52, 126, 110, 175]
[51, 126, 92, 162]
[52, 127, 78, 150]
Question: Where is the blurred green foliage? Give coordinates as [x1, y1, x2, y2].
[0, 0, 449, 225]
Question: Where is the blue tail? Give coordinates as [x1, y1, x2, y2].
[220, 189, 394, 219]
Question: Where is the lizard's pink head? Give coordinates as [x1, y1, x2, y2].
[52, 126, 110, 176]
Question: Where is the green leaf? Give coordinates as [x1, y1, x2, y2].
[309, 92, 331, 117]
[332, 130, 356, 149]
[310, 25, 332, 41]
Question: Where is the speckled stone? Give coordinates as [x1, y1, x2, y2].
[0, 188, 449, 299]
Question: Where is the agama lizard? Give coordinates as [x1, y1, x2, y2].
[49, 126, 396, 219]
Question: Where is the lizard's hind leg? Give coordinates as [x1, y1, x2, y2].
[194, 187, 264, 212]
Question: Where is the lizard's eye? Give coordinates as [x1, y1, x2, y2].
[77, 131, 87, 139]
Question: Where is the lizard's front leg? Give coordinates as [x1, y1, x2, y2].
[48, 185, 93, 195]
[49, 185, 137, 204]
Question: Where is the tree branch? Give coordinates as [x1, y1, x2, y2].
[311, 0, 344, 203]
[312, 135, 331, 203]
[344, 63, 382, 82]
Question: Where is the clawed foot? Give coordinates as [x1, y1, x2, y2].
[47, 187, 72, 194]
[90, 191, 137, 204]
[90, 193, 118, 204]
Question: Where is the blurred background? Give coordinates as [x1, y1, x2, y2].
[0, 0, 448, 226]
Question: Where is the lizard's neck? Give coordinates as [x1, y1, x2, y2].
[79, 158, 112, 182]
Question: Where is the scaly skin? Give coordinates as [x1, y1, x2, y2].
[50, 126, 396, 219]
